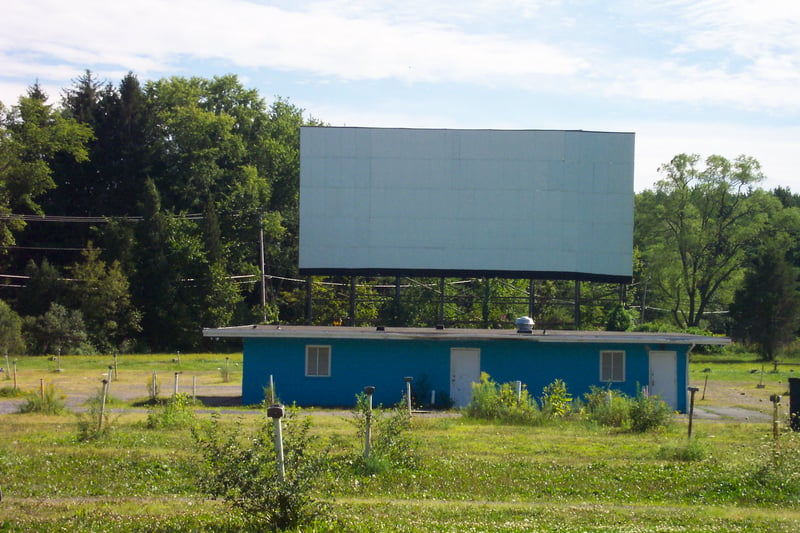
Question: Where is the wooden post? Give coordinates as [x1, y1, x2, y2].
[113, 353, 118, 380]
[363, 386, 375, 459]
[688, 387, 699, 439]
[151, 371, 158, 401]
[192, 375, 197, 403]
[771, 394, 782, 441]
[40, 378, 44, 404]
[349, 277, 357, 327]
[528, 279, 535, 321]
[305, 276, 313, 325]
[98, 379, 109, 432]
[404, 376, 413, 414]
[13, 360, 17, 390]
[439, 277, 445, 326]
[267, 405, 286, 481]
[173, 372, 181, 396]
[107, 366, 114, 395]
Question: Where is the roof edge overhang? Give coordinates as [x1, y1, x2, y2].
[203, 326, 729, 346]
[297, 268, 632, 284]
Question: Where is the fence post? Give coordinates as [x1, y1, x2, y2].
[404, 376, 413, 414]
[770, 394, 781, 441]
[363, 386, 375, 459]
[98, 379, 109, 432]
[173, 372, 181, 396]
[267, 405, 286, 481]
[687, 387, 699, 439]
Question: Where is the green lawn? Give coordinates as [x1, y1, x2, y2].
[0, 352, 798, 531]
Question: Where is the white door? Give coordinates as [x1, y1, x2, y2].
[450, 348, 480, 408]
[649, 350, 677, 409]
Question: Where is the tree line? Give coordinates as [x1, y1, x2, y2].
[1, 71, 799, 358]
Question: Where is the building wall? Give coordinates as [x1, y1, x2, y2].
[242, 337, 690, 411]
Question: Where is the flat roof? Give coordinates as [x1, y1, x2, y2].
[203, 325, 729, 346]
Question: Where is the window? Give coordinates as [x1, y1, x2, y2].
[305, 345, 331, 377]
[600, 350, 625, 382]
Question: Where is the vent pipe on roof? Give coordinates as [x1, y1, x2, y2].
[515, 316, 534, 334]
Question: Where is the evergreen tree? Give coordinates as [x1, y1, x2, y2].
[730, 245, 800, 361]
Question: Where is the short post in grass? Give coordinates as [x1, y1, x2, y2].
[40, 378, 44, 403]
[267, 405, 286, 481]
[701, 368, 710, 400]
[4, 351, 9, 381]
[266, 374, 275, 404]
[224, 357, 230, 382]
[404, 376, 413, 414]
[98, 378, 109, 432]
[173, 371, 182, 397]
[13, 360, 17, 390]
[113, 353, 118, 379]
[770, 394, 781, 441]
[515, 380, 522, 404]
[150, 371, 158, 401]
[56, 347, 62, 373]
[107, 366, 114, 394]
[192, 375, 197, 403]
[363, 386, 375, 459]
[687, 386, 699, 439]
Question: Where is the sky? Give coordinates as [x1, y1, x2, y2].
[2, 0, 799, 192]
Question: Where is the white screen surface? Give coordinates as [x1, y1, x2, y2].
[299, 127, 634, 281]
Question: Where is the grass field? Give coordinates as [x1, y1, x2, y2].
[0, 351, 798, 531]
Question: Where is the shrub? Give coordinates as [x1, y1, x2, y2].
[605, 304, 633, 331]
[75, 384, 116, 441]
[629, 391, 673, 432]
[18, 382, 67, 414]
[465, 373, 543, 425]
[540, 378, 573, 418]
[146, 393, 196, 429]
[0, 386, 22, 398]
[192, 408, 328, 530]
[352, 393, 417, 472]
[583, 386, 630, 428]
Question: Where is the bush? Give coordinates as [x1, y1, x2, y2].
[583, 386, 674, 433]
[352, 393, 417, 472]
[18, 382, 67, 414]
[75, 384, 116, 441]
[629, 391, 673, 432]
[192, 408, 328, 530]
[146, 393, 196, 429]
[540, 378, 573, 418]
[583, 386, 630, 428]
[465, 373, 543, 425]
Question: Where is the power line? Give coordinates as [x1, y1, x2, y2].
[0, 213, 204, 223]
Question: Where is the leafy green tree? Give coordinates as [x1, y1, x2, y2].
[67, 243, 141, 352]
[0, 298, 24, 355]
[0, 87, 93, 246]
[635, 154, 774, 328]
[730, 245, 800, 361]
[15, 258, 65, 317]
[606, 303, 633, 331]
[24, 302, 88, 355]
